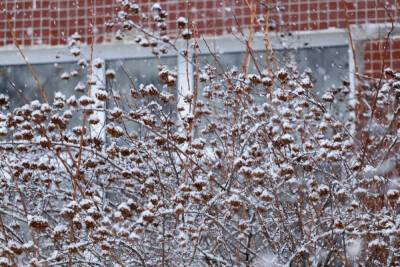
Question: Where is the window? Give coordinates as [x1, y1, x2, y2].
[0, 47, 179, 140]
[0, 62, 85, 109]
[107, 56, 178, 133]
[195, 46, 349, 92]
[193, 46, 350, 122]
[0, 29, 356, 139]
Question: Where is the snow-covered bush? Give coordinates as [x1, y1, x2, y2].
[0, 1, 399, 266]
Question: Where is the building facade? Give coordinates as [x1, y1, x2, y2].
[1, 0, 399, 74]
[0, 0, 399, 111]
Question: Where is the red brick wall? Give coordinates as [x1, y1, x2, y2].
[364, 39, 400, 77]
[0, 0, 118, 46]
[0, 0, 399, 75]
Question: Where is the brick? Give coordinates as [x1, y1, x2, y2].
[319, 22, 328, 30]
[0, 0, 398, 50]
[372, 52, 383, 61]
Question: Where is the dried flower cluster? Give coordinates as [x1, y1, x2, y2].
[0, 1, 399, 266]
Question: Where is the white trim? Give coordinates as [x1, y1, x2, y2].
[194, 28, 349, 55]
[90, 59, 106, 141]
[350, 23, 400, 41]
[348, 44, 356, 134]
[177, 51, 193, 119]
[0, 44, 164, 66]
[0, 28, 354, 66]
[1, 25, 399, 66]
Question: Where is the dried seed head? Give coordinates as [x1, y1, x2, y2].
[182, 29, 192, 40]
[28, 215, 49, 231]
[79, 96, 95, 106]
[105, 69, 116, 79]
[260, 190, 274, 202]
[141, 210, 155, 223]
[177, 17, 188, 28]
[60, 72, 70, 80]
[277, 69, 288, 83]
[106, 123, 124, 138]
[387, 189, 400, 201]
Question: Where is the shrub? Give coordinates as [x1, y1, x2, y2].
[0, 1, 399, 266]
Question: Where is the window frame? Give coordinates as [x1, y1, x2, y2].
[176, 28, 353, 127]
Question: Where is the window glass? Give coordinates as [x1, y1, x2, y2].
[0, 62, 85, 108]
[196, 46, 349, 119]
[192, 46, 349, 139]
[197, 46, 348, 92]
[106, 56, 178, 135]
[0, 62, 87, 132]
